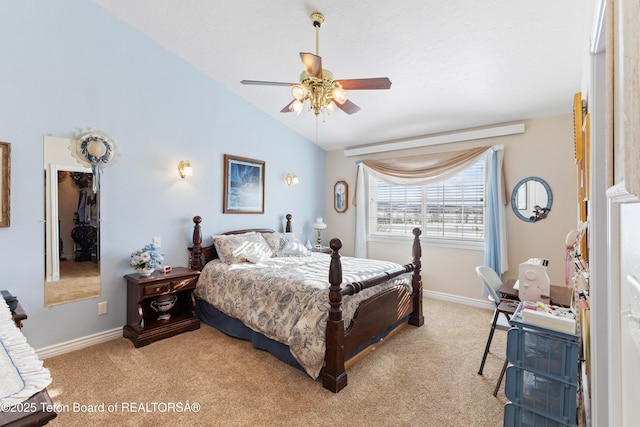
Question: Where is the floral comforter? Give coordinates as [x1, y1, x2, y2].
[194, 253, 412, 379]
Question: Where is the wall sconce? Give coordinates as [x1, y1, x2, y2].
[285, 173, 299, 186]
[178, 160, 193, 179]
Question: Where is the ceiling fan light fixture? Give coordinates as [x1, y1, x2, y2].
[240, 11, 391, 119]
[291, 84, 307, 101]
[290, 100, 304, 115]
[331, 85, 348, 104]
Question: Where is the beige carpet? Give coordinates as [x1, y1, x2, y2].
[43, 298, 507, 426]
[45, 260, 100, 306]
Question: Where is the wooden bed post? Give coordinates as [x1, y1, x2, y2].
[322, 238, 347, 393]
[285, 214, 292, 233]
[191, 216, 203, 271]
[409, 227, 424, 326]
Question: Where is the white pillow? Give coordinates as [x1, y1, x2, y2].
[212, 232, 272, 264]
[279, 237, 311, 257]
[261, 232, 297, 257]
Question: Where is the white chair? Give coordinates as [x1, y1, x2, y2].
[476, 265, 515, 397]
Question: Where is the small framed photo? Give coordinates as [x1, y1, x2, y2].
[223, 154, 265, 214]
[334, 180, 348, 213]
[0, 142, 10, 227]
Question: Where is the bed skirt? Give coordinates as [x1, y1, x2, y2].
[195, 297, 410, 377]
[195, 298, 306, 373]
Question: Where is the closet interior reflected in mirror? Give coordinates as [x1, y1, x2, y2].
[44, 136, 100, 306]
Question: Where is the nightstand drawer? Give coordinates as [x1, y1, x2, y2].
[143, 282, 171, 297]
[169, 276, 198, 292]
[142, 276, 197, 297]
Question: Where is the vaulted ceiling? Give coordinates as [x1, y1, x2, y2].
[95, 0, 590, 151]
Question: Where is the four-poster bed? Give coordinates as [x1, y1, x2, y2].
[188, 214, 423, 392]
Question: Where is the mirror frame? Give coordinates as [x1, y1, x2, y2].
[44, 136, 101, 306]
[511, 176, 553, 222]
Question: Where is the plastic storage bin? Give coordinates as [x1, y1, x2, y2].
[504, 402, 573, 427]
[504, 302, 579, 427]
[505, 366, 577, 424]
[506, 326, 579, 382]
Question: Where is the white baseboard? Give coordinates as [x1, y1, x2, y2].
[34, 293, 488, 359]
[423, 290, 493, 310]
[36, 327, 122, 359]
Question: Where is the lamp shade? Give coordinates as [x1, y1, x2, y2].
[290, 100, 304, 115]
[285, 173, 299, 186]
[291, 84, 307, 101]
[178, 160, 193, 178]
[313, 216, 327, 230]
[331, 86, 348, 104]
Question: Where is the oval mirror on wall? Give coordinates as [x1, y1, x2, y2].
[511, 177, 552, 222]
[44, 136, 100, 306]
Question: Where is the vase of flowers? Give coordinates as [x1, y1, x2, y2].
[130, 243, 163, 276]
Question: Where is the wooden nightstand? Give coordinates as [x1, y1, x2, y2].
[123, 267, 200, 347]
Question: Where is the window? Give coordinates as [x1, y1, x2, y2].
[368, 160, 485, 242]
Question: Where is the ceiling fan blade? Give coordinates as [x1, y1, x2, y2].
[280, 100, 296, 113]
[337, 78, 392, 90]
[335, 99, 361, 115]
[300, 52, 323, 79]
[241, 80, 296, 86]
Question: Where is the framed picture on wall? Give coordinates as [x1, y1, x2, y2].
[334, 180, 348, 213]
[223, 154, 265, 214]
[0, 142, 10, 227]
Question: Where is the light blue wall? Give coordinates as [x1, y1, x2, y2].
[0, 1, 324, 349]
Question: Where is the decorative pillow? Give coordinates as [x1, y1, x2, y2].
[212, 232, 272, 264]
[213, 232, 251, 262]
[261, 232, 297, 257]
[279, 238, 311, 257]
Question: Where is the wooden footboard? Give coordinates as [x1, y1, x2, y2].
[322, 228, 423, 392]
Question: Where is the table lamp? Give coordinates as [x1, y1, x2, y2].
[312, 216, 327, 247]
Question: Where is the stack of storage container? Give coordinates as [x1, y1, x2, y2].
[503, 302, 579, 427]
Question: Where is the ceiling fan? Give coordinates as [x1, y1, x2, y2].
[240, 12, 392, 117]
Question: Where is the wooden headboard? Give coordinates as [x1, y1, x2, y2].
[189, 214, 293, 270]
